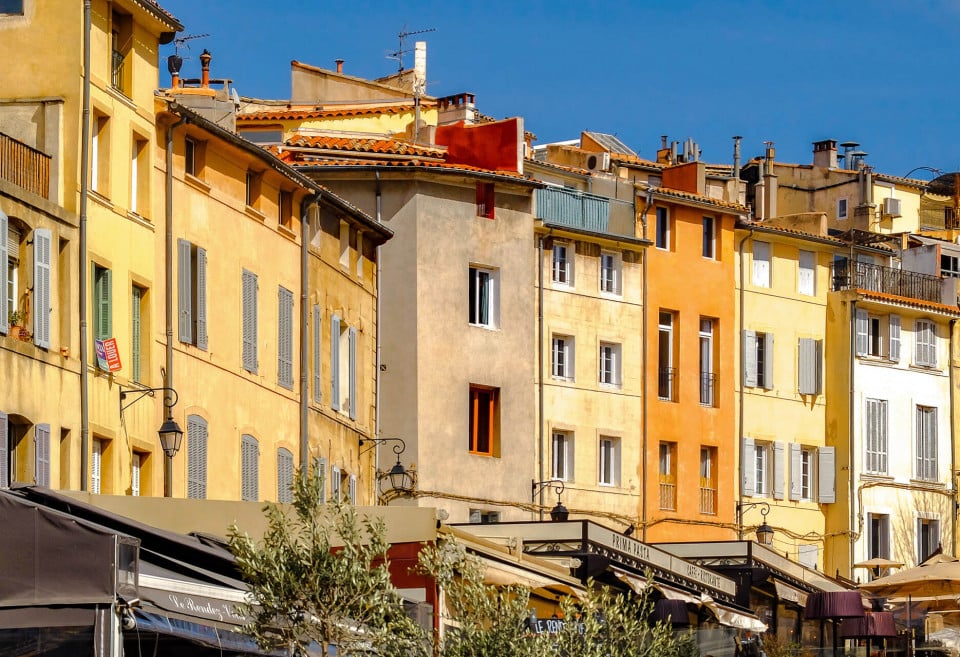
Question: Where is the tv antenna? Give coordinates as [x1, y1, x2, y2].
[174, 33, 210, 56]
[386, 26, 435, 72]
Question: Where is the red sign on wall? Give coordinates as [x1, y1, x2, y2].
[95, 338, 122, 372]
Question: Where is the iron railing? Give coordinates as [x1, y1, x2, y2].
[700, 372, 716, 407]
[659, 482, 676, 510]
[699, 486, 717, 515]
[536, 187, 611, 233]
[0, 132, 51, 199]
[111, 49, 126, 92]
[832, 259, 943, 303]
[658, 367, 676, 401]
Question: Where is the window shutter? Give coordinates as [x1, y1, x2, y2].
[348, 326, 357, 420]
[789, 443, 802, 501]
[35, 423, 50, 486]
[316, 456, 328, 503]
[889, 314, 901, 362]
[277, 448, 293, 503]
[331, 466, 341, 501]
[762, 333, 775, 390]
[0, 212, 8, 333]
[349, 474, 357, 504]
[742, 437, 756, 496]
[177, 239, 192, 343]
[855, 309, 868, 356]
[196, 247, 207, 350]
[330, 314, 341, 411]
[241, 434, 259, 502]
[278, 287, 293, 388]
[187, 415, 208, 499]
[798, 338, 822, 395]
[131, 286, 141, 382]
[0, 411, 7, 487]
[312, 305, 321, 402]
[33, 228, 51, 348]
[818, 446, 836, 503]
[772, 441, 785, 500]
[743, 330, 757, 388]
[98, 268, 112, 339]
[242, 269, 258, 373]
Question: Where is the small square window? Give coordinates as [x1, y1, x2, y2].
[837, 198, 848, 220]
[551, 431, 574, 481]
[600, 251, 621, 295]
[469, 385, 500, 457]
[599, 341, 621, 386]
[552, 243, 573, 285]
[468, 266, 498, 328]
[0, 0, 24, 15]
[551, 335, 575, 380]
[599, 436, 620, 486]
[476, 183, 495, 219]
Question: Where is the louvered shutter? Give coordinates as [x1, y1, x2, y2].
[33, 228, 51, 348]
[799, 338, 822, 395]
[187, 415, 208, 499]
[742, 437, 756, 496]
[90, 440, 101, 494]
[818, 446, 836, 503]
[0, 411, 7, 487]
[855, 309, 868, 356]
[131, 286, 142, 382]
[772, 441, 785, 500]
[0, 212, 8, 333]
[743, 330, 757, 388]
[889, 314, 901, 362]
[242, 270, 258, 373]
[789, 443, 802, 500]
[97, 268, 112, 339]
[35, 423, 50, 486]
[241, 434, 258, 501]
[277, 448, 293, 503]
[131, 453, 141, 496]
[196, 247, 207, 350]
[330, 314, 341, 411]
[312, 305, 321, 402]
[278, 287, 293, 388]
[762, 333, 775, 390]
[177, 239, 192, 343]
[315, 456, 328, 503]
[331, 466, 341, 501]
[348, 326, 357, 420]
[349, 474, 357, 504]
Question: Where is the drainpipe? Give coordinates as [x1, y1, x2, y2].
[951, 319, 957, 555]
[849, 300, 857, 576]
[537, 232, 546, 521]
[374, 170, 382, 487]
[79, 0, 92, 491]
[737, 227, 754, 537]
[164, 113, 185, 497]
[299, 192, 318, 473]
[639, 186, 652, 540]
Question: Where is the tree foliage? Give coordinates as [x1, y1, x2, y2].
[228, 469, 426, 657]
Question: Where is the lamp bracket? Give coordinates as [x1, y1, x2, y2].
[531, 478, 565, 503]
[359, 436, 406, 458]
[119, 386, 179, 415]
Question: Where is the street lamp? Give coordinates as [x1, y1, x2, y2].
[119, 387, 183, 496]
[532, 479, 569, 521]
[737, 500, 774, 545]
[359, 437, 416, 499]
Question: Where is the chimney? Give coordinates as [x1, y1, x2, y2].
[732, 135, 742, 181]
[661, 135, 668, 150]
[763, 140, 777, 219]
[335, 59, 344, 74]
[812, 139, 838, 168]
[167, 53, 183, 88]
[840, 141, 858, 170]
[199, 49, 212, 88]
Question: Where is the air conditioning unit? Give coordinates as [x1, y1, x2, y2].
[583, 151, 610, 172]
[883, 197, 902, 217]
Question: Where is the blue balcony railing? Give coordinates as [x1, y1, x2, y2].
[535, 187, 611, 234]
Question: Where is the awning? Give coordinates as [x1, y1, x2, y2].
[133, 609, 287, 655]
[612, 568, 704, 605]
[703, 600, 768, 632]
[774, 581, 809, 607]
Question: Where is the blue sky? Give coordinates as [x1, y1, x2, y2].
[159, 1, 959, 177]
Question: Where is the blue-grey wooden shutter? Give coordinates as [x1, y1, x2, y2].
[889, 314, 901, 362]
[131, 286, 142, 382]
[818, 446, 836, 503]
[277, 447, 293, 503]
[312, 304, 321, 403]
[742, 437, 756, 496]
[772, 441, 785, 500]
[241, 434, 258, 501]
[315, 456, 328, 503]
[35, 423, 50, 486]
[762, 332, 774, 390]
[348, 326, 357, 420]
[330, 314, 341, 411]
[196, 247, 207, 350]
[349, 474, 357, 504]
[0, 212, 7, 333]
[0, 411, 7, 487]
[96, 267, 112, 340]
[789, 442, 802, 500]
[33, 228, 51, 348]
[743, 330, 757, 387]
[855, 309, 868, 356]
[242, 269, 258, 373]
[177, 239, 192, 343]
[187, 415, 208, 499]
[798, 338, 821, 395]
[278, 287, 293, 388]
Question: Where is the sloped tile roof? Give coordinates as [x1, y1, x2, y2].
[653, 186, 749, 212]
[737, 220, 848, 246]
[857, 289, 960, 316]
[239, 104, 429, 122]
[285, 134, 445, 158]
[609, 152, 664, 170]
[289, 157, 533, 181]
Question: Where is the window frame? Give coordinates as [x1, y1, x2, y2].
[655, 207, 670, 250]
[701, 216, 716, 259]
[915, 319, 937, 367]
[468, 385, 499, 457]
[837, 197, 848, 220]
[917, 517, 941, 563]
[798, 250, 816, 296]
[552, 242, 573, 286]
[752, 241, 771, 287]
[865, 398, 889, 475]
[476, 182, 495, 219]
[915, 405, 938, 481]
[551, 431, 574, 481]
[598, 435, 620, 487]
[754, 442, 769, 497]
[468, 266, 498, 329]
[0, 0, 25, 16]
[600, 250, 622, 295]
[699, 318, 715, 406]
[868, 512, 890, 560]
[598, 341, 621, 387]
[658, 311, 675, 400]
[551, 334, 574, 381]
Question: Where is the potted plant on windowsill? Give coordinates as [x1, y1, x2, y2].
[8, 310, 30, 341]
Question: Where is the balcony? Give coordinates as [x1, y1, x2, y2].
[0, 132, 51, 199]
[659, 481, 676, 511]
[699, 485, 717, 515]
[658, 367, 676, 401]
[832, 259, 943, 304]
[536, 187, 612, 234]
[699, 372, 716, 407]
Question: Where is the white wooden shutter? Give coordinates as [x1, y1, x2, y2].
[348, 326, 357, 420]
[242, 270, 258, 373]
[349, 474, 357, 504]
[743, 330, 757, 388]
[762, 332, 775, 390]
[33, 228, 51, 348]
[818, 446, 836, 503]
[0, 411, 7, 487]
[331, 465, 341, 501]
[742, 437, 756, 496]
[0, 212, 8, 333]
[187, 415, 208, 499]
[855, 309, 868, 356]
[91, 439, 101, 494]
[772, 441, 785, 500]
[889, 314, 901, 362]
[177, 239, 192, 343]
[196, 247, 207, 350]
[241, 434, 258, 501]
[278, 287, 293, 388]
[789, 443, 802, 500]
[330, 314, 341, 411]
[131, 453, 141, 496]
[35, 423, 50, 486]
[312, 305, 321, 403]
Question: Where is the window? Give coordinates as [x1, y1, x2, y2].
[837, 197, 848, 220]
[699, 318, 715, 406]
[918, 518, 941, 563]
[658, 311, 674, 400]
[551, 431, 574, 481]
[754, 442, 769, 496]
[314, 456, 328, 503]
[915, 319, 937, 367]
[743, 330, 774, 390]
[799, 447, 815, 500]
[278, 190, 294, 229]
[552, 243, 573, 285]
[469, 385, 499, 457]
[91, 438, 102, 494]
[93, 264, 112, 341]
[655, 207, 670, 250]
[277, 448, 294, 503]
[91, 115, 109, 195]
[330, 315, 357, 418]
[916, 406, 937, 481]
[186, 415, 208, 499]
[699, 447, 717, 514]
[865, 399, 888, 474]
[855, 310, 900, 361]
[130, 137, 148, 216]
[798, 338, 822, 395]
[184, 137, 200, 177]
[551, 335, 574, 380]
[752, 241, 770, 287]
[941, 254, 960, 278]
[468, 266, 498, 328]
[701, 216, 716, 259]
[868, 513, 890, 560]
[131, 452, 141, 497]
[798, 250, 816, 296]
[241, 269, 258, 373]
[476, 182, 495, 219]
[0, 1, 24, 15]
[2, 213, 16, 331]
[245, 170, 261, 208]
[658, 442, 676, 510]
[600, 250, 621, 294]
[599, 341, 621, 386]
[598, 436, 620, 486]
[241, 434, 258, 502]
[177, 240, 207, 349]
[131, 285, 145, 383]
[312, 305, 322, 403]
[278, 286, 294, 389]
[111, 9, 132, 94]
[469, 510, 501, 524]
[339, 222, 350, 269]
[331, 465, 342, 501]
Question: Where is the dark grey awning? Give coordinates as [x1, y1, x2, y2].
[0, 605, 97, 628]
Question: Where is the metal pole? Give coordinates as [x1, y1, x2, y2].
[79, 0, 92, 491]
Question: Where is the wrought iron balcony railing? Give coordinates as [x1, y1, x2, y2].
[659, 481, 676, 510]
[700, 372, 717, 407]
[832, 259, 943, 303]
[658, 367, 676, 401]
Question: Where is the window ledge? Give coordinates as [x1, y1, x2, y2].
[469, 323, 499, 331]
[860, 473, 894, 482]
[277, 223, 298, 241]
[103, 85, 137, 111]
[909, 478, 946, 489]
[127, 211, 154, 230]
[909, 363, 943, 373]
[184, 173, 211, 194]
[244, 205, 266, 222]
[88, 189, 114, 209]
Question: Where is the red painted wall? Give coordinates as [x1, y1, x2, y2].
[436, 118, 521, 172]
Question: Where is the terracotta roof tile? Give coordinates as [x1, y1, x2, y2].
[653, 186, 748, 212]
[874, 173, 929, 189]
[857, 289, 960, 316]
[524, 157, 593, 175]
[239, 104, 430, 122]
[285, 134, 445, 158]
[738, 221, 848, 245]
[609, 153, 664, 170]
[289, 157, 532, 181]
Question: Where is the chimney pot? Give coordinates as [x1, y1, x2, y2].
[199, 49, 212, 88]
[335, 58, 344, 74]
